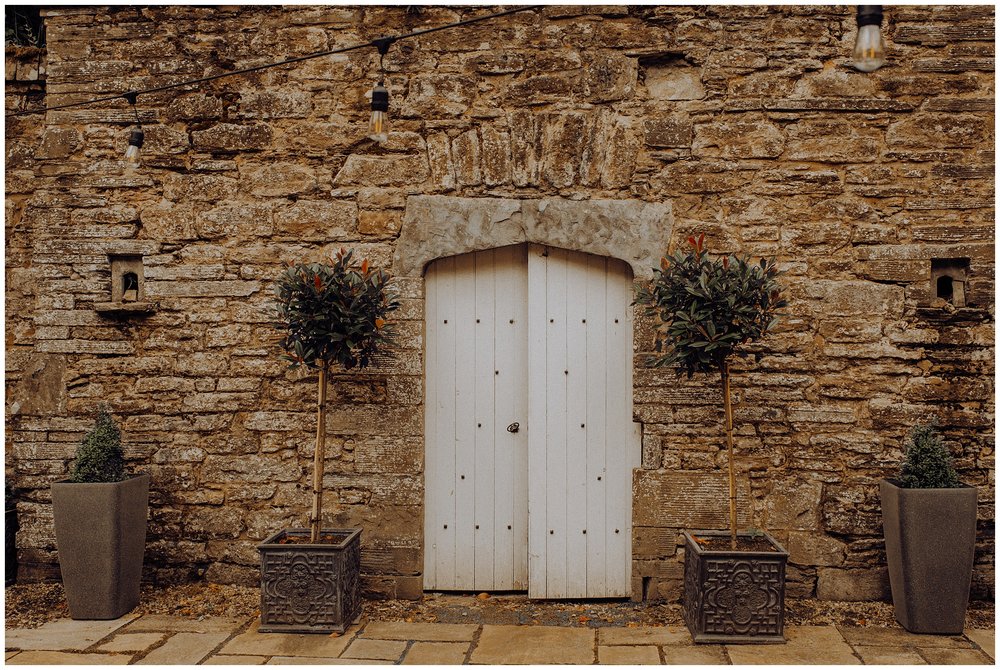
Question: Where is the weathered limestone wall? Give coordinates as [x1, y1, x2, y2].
[5, 5, 994, 601]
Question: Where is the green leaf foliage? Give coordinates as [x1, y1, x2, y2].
[273, 248, 401, 371]
[634, 234, 787, 376]
[71, 408, 127, 483]
[900, 423, 961, 489]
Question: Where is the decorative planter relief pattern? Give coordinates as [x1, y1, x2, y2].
[683, 530, 788, 644]
[258, 528, 362, 634]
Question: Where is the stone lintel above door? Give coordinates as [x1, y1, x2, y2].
[395, 195, 673, 280]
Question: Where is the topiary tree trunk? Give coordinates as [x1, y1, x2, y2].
[722, 361, 737, 548]
[310, 361, 328, 543]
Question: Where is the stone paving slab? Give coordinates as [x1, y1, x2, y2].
[97, 632, 168, 653]
[402, 641, 470, 664]
[726, 625, 860, 665]
[135, 631, 231, 665]
[203, 654, 268, 664]
[266, 656, 392, 664]
[918, 647, 993, 664]
[123, 615, 249, 634]
[966, 629, 995, 660]
[362, 621, 478, 642]
[4, 614, 997, 665]
[7, 650, 133, 664]
[341, 637, 408, 661]
[853, 645, 927, 665]
[219, 623, 357, 658]
[5, 614, 140, 651]
[662, 645, 730, 664]
[598, 625, 689, 646]
[471, 625, 595, 665]
[598, 644, 660, 664]
[838, 625, 971, 648]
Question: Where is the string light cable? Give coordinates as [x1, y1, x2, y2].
[5, 5, 542, 119]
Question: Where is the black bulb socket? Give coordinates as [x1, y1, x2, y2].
[857, 5, 883, 27]
[128, 129, 145, 148]
[371, 83, 389, 113]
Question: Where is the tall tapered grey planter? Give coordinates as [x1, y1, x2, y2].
[52, 473, 149, 620]
[880, 479, 977, 634]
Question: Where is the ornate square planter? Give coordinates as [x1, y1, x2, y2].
[258, 528, 362, 634]
[682, 530, 788, 644]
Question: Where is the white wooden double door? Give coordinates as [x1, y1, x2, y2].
[424, 244, 638, 598]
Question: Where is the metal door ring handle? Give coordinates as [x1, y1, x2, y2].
[507, 422, 519, 433]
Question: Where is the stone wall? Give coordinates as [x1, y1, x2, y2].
[5, 5, 994, 601]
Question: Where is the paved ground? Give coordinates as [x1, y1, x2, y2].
[5, 615, 994, 665]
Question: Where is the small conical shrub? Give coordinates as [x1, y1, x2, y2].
[900, 423, 961, 489]
[70, 409, 127, 483]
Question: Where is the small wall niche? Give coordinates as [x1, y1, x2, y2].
[95, 255, 158, 316]
[930, 258, 970, 308]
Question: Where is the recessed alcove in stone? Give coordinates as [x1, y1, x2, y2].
[931, 258, 970, 307]
[95, 255, 158, 316]
[394, 195, 673, 278]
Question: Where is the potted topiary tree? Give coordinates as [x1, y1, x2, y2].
[6, 482, 18, 586]
[880, 423, 977, 634]
[635, 233, 789, 643]
[259, 248, 399, 634]
[51, 408, 149, 619]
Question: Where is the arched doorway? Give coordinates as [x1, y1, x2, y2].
[423, 243, 639, 598]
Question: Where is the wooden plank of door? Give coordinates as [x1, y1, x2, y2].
[544, 246, 569, 598]
[454, 253, 477, 588]
[604, 259, 632, 596]
[423, 260, 439, 588]
[434, 256, 458, 588]
[585, 253, 608, 597]
[492, 245, 525, 589]
[474, 249, 496, 590]
[564, 251, 590, 596]
[526, 244, 548, 598]
[510, 245, 530, 589]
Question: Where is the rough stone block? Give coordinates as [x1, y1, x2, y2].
[402, 75, 475, 118]
[191, 123, 273, 151]
[632, 470, 752, 529]
[804, 281, 904, 318]
[581, 52, 637, 102]
[763, 479, 823, 531]
[786, 531, 846, 567]
[817, 568, 890, 601]
[333, 154, 429, 187]
[646, 66, 704, 100]
[644, 115, 693, 148]
[693, 116, 784, 158]
[244, 163, 317, 197]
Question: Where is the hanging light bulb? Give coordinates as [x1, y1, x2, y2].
[853, 5, 886, 72]
[122, 91, 144, 167]
[369, 81, 389, 143]
[125, 128, 144, 166]
[367, 37, 394, 144]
